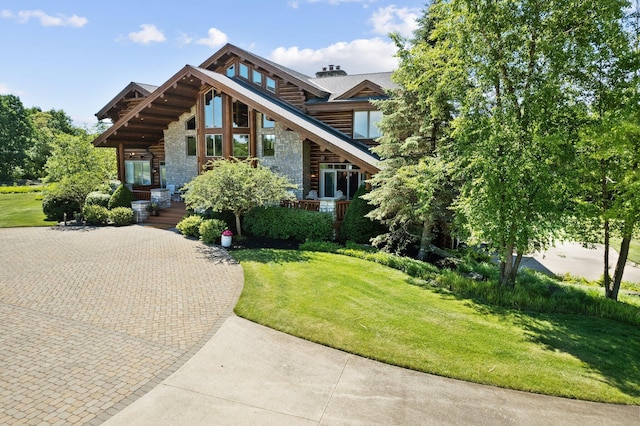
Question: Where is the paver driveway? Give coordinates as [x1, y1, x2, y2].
[0, 226, 243, 425]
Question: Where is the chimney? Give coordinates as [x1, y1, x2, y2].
[315, 64, 347, 78]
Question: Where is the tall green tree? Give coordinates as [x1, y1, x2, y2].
[365, 16, 456, 259]
[0, 95, 33, 181]
[182, 158, 296, 236]
[417, 0, 629, 287]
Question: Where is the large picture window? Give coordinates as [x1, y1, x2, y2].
[204, 90, 222, 128]
[206, 134, 223, 157]
[353, 110, 382, 139]
[233, 134, 249, 157]
[319, 164, 362, 199]
[124, 160, 151, 185]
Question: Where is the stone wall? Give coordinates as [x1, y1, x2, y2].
[163, 106, 198, 190]
[257, 114, 305, 199]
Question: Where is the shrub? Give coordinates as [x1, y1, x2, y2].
[83, 204, 110, 225]
[85, 191, 111, 208]
[199, 219, 227, 244]
[176, 215, 204, 238]
[244, 206, 334, 241]
[42, 188, 81, 221]
[108, 184, 135, 209]
[340, 184, 386, 243]
[109, 207, 134, 226]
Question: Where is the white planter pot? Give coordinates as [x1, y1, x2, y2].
[221, 235, 232, 248]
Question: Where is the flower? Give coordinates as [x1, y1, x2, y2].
[222, 229, 233, 236]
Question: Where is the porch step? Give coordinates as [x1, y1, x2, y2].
[141, 201, 187, 230]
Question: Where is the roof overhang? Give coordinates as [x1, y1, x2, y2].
[93, 65, 380, 174]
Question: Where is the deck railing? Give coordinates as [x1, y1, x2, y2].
[280, 199, 351, 222]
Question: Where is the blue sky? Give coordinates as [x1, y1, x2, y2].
[0, 0, 425, 126]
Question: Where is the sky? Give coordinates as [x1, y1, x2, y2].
[0, 0, 426, 127]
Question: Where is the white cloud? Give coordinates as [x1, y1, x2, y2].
[1, 9, 87, 27]
[0, 83, 24, 96]
[269, 38, 399, 76]
[370, 5, 420, 38]
[128, 24, 166, 44]
[196, 28, 228, 49]
[176, 32, 194, 46]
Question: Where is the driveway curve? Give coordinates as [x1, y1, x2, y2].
[0, 226, 243, 425]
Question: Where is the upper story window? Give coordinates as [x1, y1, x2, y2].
[266, 77, 276, 94]
[204, 90, 222, 128]
[262, 114, 275, 128]
[239, 63, 249, 79]
[226, 64, 235, 77]
[186, 136, 196, 156]
[185, 116, 196, 130]
[353, 110, 382, 139]
[233, 101, 249, 128]
[252, 70, 262, 86]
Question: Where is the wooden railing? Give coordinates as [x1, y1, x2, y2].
[280, 199, 351, 222]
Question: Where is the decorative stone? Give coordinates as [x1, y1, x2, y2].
[131, 200, 151, 223]
[150, 188, 171, 209]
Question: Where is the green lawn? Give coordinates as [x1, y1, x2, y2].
[0, 193, 57, 227]
[233, 249, 640, 405]
[611, 237, 640, 265]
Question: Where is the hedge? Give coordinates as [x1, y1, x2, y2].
[243, 206, 333, 241]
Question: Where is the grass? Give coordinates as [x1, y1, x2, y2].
[0, 192, 57, 227]
[611, 237, 640, 266]
[233, 249, 640, 405]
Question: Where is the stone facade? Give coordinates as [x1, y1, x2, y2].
[163, 106, 198, 190]
[257, 114, 307, 199]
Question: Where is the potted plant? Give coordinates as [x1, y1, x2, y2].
[147, 202, 159, 216]
[221, 229, 233, 248]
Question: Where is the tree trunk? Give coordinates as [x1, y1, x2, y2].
[610, 223, 634, 301]
[499, 243, 518, 288]
[416, 218, 433, 261]
[235, 213, 242, 237]
[603, 220, 613, 298]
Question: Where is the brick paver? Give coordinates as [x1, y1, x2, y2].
[0, 226, 243, 425]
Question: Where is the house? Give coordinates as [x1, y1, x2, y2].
[92, 43, 395, 213]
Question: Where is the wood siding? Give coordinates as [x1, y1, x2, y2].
[278, 81, 306, 109]
[307, 110, 352, 137]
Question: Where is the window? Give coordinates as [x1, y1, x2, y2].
[185, 116, 196, 130]
[233, 134, 249, 157]
[262, 114, 274, 128]
[262, 134, 275, 156]
[204, 90, 222, 128]
[206, 134, 223, 157]
[266, 77, 276, 93]
[319, 164, 362, 199]
[239, 63, 249, 79]
[252, 70, 262, 85]
[226, 64, 235, 77]
[353, 110, 382, 139]
[124, 161, 151, 185]
[233, 101, 249, 128]
[186, 136, 196, 156]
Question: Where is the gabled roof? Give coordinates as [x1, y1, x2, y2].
[92, 65, 380, 173]
[95, 82, 159, 121]
[309, 72, 396, 102]
[199, 43, 329, 98]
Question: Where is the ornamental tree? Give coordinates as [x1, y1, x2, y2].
[182, 158, 296, 237]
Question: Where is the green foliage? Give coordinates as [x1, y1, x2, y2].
[182, 158, 296, 236]
[108, 184, 135, 209]
[176, 215, 204, 238]
[82, 204, 110, 225]
[42, 191, 79, 221]
[243, 206, 333, 241]
[44, 130, 116, 184]
[340, 185, 386, 244]
[109, 207, 134, 226]
[0, 95, 33, 181]
[0, 185, 46, 194]
[41, 173, 100, 221]
[199, 218, 228, 244]
[85, 191, 111, 208]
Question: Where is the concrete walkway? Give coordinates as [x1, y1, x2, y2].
[1, 227, 638, 425]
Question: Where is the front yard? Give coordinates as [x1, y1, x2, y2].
[0, 192, 57, 227]
[233, 249, 640, 405]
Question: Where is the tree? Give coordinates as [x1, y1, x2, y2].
[44, 129, 116, 184]
[364, 19, 456, 259]
[182, 158, 296, 236]
[0, 95, 33, 181]
[415, 0, 629, 287]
